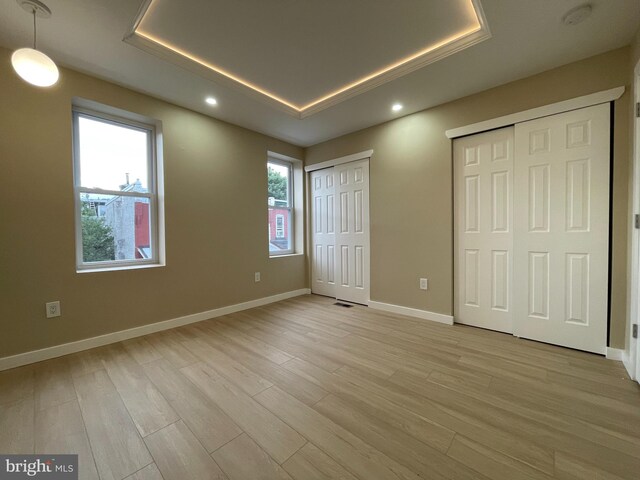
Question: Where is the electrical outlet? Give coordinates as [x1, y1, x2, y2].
[419, 278, 428, 290]
[254, 272, 261, 282]
[46, 301, 61, 318]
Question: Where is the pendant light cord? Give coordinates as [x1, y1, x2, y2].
[32, 8, 37, 49]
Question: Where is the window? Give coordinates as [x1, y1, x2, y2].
[267, 159, 293, 255]
[275, 215, 285, 238]
[72, 104, 163, 271]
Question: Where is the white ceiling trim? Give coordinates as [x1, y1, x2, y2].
[304, 150, 374, 172]
[446, 86, 625, 139]
[124, 0, 491, 119]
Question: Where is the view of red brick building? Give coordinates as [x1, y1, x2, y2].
[268, 198, 290, 252]
[134, 202, 151, 259]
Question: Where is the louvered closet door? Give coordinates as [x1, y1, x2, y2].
[310, 168, 336, 297]
[513, 103, 610, 354]
[334, 159, 370, 305]
[454, 127, 515, 333]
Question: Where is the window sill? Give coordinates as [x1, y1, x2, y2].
[77, 262, 165, 274]
[269, 253, 304, 259]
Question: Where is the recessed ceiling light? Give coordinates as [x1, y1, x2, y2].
[392, 103, 403, 112]
[205, 96, 217, 105]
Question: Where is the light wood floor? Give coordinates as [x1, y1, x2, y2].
[1, 294, 639, 480]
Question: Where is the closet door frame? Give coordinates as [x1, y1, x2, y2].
[306, 151, 373, 305]
[449, 88, 622, 353]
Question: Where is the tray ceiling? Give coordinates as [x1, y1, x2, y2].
[126, 0, 490, 117]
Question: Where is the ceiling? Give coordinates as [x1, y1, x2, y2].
[129, 0, 489, 116]
[0, 0, 638, 146]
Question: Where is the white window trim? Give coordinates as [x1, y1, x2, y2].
[268, 157, 294, 256]
[72, 100, 165, 272]
[268, 152, 303, 257]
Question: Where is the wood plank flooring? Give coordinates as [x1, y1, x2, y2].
[0, 294, 638, 480]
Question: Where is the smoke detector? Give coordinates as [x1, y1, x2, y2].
[562, 4, 592, 26]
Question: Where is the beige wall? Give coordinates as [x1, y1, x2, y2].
[631, 26, 640, 67]
[0, 47, 306, 358]
[305, 47, 632, 348]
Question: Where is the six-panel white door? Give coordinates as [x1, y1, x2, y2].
[310, 160, 370, 305]
[334, 160, 370, 305]
[454, 127, 515, 333]
[514, 103, 610, 354]
[310, 168, 336, 297]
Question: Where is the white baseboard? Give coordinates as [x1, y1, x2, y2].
[368, 300, 454, 325]
[0, 288, 311, 372]
[605, 347, 624, 361]
[622, 350, 636, 380]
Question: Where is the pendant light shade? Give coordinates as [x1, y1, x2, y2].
[12, 0, 59, 88]
[11, 47, 59, 87]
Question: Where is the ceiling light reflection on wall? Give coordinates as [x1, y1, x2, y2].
[392, 103, 403, 112]
[205, 97, 218, 105]
[11, 0, 59, 87]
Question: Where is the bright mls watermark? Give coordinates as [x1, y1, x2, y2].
[0, 455, 77, 479]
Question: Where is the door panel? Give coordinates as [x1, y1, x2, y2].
[310, 169, 336, 297]
[334, 160, 370, 305]
[492, 250, 509, 311]
[454, 127, 515, 333]
[514, 103, 610, 354]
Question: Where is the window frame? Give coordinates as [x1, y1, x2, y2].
[72, 105, 162, 272]
[267, 157, 294, 256]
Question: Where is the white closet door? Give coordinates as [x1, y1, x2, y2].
[454, 127, 515, 333]
[514, 103, 610, 354]
[334, 159, 370, 305]
[310, 168, 336, 297]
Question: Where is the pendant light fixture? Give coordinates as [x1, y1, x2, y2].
[11, 0, 59, 87]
